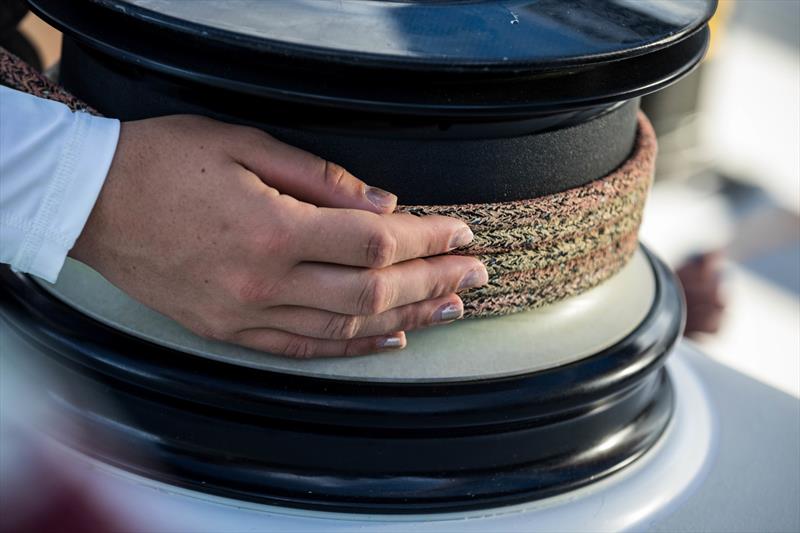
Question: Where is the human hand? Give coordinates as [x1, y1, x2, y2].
[70, 116, 487, 358]
[676, 251, 726, 336]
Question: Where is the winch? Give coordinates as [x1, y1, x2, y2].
[2, 1, 798, 530]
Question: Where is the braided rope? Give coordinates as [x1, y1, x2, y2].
[1, 47, 656, 318]
[399, 115, 656, 316]
[1, 47, 97, 114]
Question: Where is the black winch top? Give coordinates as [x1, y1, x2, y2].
[29, 0, 716, 116]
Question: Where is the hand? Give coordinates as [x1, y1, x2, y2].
[70, 115, 488, 358]
[676, 251, 726, 336]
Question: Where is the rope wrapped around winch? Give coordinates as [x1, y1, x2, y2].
[1, 46, 656, 318]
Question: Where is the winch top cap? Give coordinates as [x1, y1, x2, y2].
[105, 0, 715, 70]
[29, 0, 716, 113]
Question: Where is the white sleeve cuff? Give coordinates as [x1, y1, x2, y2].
[8, 111, 120, 283]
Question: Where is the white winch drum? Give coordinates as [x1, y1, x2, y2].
[37, 249, 655, 382]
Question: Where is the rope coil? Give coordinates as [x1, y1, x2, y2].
[400, 114, 656, 316]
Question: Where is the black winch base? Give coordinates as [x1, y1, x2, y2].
[0, 248, 684, 513]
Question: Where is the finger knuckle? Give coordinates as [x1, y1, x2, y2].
[358, 272, 393, 315]
[343, 340, 367, 357]
[245, 228, 292, 258]
[426, 269, 454, 298]
[194, 323, 232, 343]
[407, 257, 448, 298]
[398, 305, 425, 331]
[322, 160, 348, 192]
[237, 124, 273, 145]
[281, 337, 317, 359]
[233, 276, 273, 305]
[324, 314, 362, 340]
[424, 228, 445, 257]
[365, 228, 397, 268]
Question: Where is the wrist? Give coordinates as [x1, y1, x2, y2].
[69, 120, 128, 270]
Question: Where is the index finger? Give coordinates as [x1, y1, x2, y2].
[296, 209, 474, 268]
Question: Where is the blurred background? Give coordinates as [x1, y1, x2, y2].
[639, 0, 799, 399]
[6, 0, 800, 393]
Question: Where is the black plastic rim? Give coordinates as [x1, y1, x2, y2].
[28, 0, 712, 116]
[24, 0, 711, 205]
[0, 247, 685, 513]
[57, 35, 641, 205]
[85, 0, 717, 71]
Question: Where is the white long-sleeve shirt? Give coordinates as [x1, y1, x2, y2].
[0, 85, 120, 282]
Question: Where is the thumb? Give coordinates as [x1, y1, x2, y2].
[232, 130, 397, 214]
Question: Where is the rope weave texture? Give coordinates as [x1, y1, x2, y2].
[400, 114, 656, 316]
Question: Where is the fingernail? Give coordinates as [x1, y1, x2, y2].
[459, 268, 488, 290]
[377, 334, 405, 350]
[365, 186, 397, 210]
[449, 226, 474, 249]
[435, 302, 463, 322]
